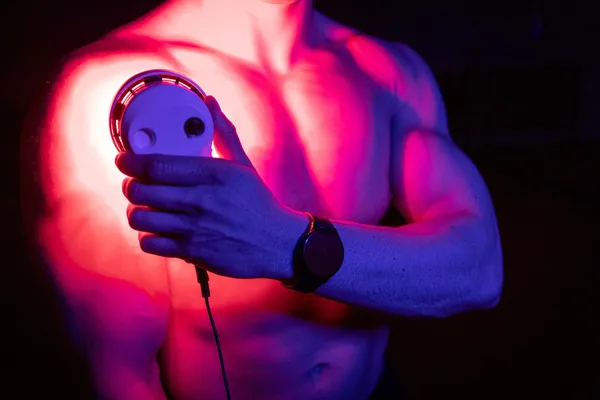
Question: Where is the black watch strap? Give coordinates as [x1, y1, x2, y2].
[284, 212, 343, 293]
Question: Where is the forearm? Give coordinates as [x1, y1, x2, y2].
[279, 210, 503, 318]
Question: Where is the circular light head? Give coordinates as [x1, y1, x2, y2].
[109, 70, 214, 157]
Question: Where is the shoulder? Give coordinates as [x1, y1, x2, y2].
[319, 14, 448, 135]
[39, 31, 180, 141]
[318, 13, 447, 134]
[29, 32, 180, 199]
[51, 32, 180, 111]
[318, 13, 436, 99]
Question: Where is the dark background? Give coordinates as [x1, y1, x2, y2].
[3, 0, 598, 398]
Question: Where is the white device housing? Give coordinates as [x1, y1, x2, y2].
[109, 70, 214, 157]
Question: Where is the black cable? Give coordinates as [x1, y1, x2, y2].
[194, 265, 232, 400]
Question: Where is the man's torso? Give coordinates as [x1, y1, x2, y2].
[43, 7, 411, 399]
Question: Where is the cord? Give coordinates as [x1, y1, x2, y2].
[194, 265, 232, 400]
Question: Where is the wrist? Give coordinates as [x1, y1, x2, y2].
[267, 208, 310, 281]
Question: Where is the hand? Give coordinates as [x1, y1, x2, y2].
[116, 96, 307, 279]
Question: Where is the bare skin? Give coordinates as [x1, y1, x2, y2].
[27, 1, 503, 399]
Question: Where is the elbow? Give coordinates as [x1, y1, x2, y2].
[464, 222, 504, 312]
[467, 249, 504, 312]
[390, 272, 503, 320]
[389, 227, 504, 319]
[431, 252, 504, 319]
[473, 280, 502, 310]
[426, 280, 502, 319]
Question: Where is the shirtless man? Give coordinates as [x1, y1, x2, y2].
[25, 0, 503, 399]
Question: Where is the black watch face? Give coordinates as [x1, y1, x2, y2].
[303, 229, 344, 277]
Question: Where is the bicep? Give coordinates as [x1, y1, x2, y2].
[390, 129, 495, 223]
[388, 44, 495, 223]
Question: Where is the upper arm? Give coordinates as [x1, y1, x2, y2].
[23, 40, 176, 396]
[388, 44, 496, 226]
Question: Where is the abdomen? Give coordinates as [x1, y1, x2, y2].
[161, 263, 389, 400]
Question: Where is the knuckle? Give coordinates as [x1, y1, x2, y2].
[232, 166, 251, 185]
[203, 192, 218, 211]
[216, 116, 236, 135]
[147, 156, 168, 180]
[224, 121, 237, 135]
[180, 187, 201, 212]
[218, 159, 236, 178]
[179, 238, 195, 257]
[191, 164, 206, 181]
[179, 214, 196, 235]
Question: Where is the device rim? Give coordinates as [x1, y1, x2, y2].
[108, 70, 207, 152]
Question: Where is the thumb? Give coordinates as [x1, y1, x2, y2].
[205, 96, 254, 169]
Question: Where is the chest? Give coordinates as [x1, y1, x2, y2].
[180, 49, 393, 222]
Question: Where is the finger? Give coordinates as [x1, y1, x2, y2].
[117, 153, 229, 186]
[127, 204, 192, 236]
[123, 177, 206, 212]
[205, 96, 254, 169]
[138, 232, 184, 258]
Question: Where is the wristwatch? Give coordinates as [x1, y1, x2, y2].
[283, 212, 345, 293]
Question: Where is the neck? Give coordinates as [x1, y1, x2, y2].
[164, 0, 316, 74]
